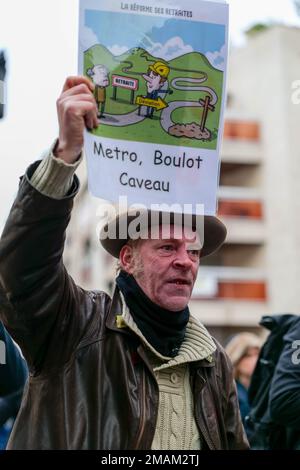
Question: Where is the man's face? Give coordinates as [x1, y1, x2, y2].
[120, 225, 201, 311]
[142, 70, 163, 93]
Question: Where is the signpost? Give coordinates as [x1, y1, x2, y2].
[136, 96, 167, 112]
[111, 75, 139, 104]
[199, 95, 215, 132]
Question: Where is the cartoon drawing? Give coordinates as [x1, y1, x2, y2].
[139, 61, 173, 118]
[87, 64, 109, 118]
[82, 10, 226, 150]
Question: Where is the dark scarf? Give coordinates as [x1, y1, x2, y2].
[116, 270, 189, 357]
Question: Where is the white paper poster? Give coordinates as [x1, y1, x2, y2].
[78, 0, 229, 215]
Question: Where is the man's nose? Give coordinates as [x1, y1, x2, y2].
[173, 248, 193, 269]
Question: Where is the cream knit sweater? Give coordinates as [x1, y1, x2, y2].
[120, 295, 216, 450]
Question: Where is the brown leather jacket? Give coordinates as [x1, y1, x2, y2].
[0, 162, 249, 450]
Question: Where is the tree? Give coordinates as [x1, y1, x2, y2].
[245, 23, 271, 37]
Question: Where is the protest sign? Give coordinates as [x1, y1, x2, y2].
[78, 0, 229, 215]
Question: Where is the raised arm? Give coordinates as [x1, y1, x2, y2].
[0, 77, 99, 373]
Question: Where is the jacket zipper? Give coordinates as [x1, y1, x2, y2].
[133, 366, 146, 449]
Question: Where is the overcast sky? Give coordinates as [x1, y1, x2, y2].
[0, 0, 300, 231]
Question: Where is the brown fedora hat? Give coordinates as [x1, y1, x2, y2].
[99, 209, 226, 259]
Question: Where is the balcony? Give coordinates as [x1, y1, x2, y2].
[191, 265, 268, 325]
[218, 186, 264, 218]
[218, 200, 262, 219]
[190, 299, 268, 327]
[217, 187, 265, 244]
[221, 217, 266, 244]
[223, 120, 260, 140]
[221, 119, 262, 164]
[192, 266, 267, 301]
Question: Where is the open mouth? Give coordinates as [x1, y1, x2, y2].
[169, 279, 191, 286]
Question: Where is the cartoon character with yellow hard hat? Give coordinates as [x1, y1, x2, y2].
[142, 60, 173, 118]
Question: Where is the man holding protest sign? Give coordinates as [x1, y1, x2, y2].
[0, 76, 248, 450]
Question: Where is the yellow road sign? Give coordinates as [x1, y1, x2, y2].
[136, 96, 167, 110]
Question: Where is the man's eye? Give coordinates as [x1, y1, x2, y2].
[188, 250, 200, 258]
[161, 245, 174, 251]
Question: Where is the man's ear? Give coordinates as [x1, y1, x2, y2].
[119, 244, 134, 273]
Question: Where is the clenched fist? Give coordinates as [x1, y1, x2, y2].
[54, 76, 98, 164]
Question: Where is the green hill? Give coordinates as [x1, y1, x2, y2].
[170, 51, 220, 74]
[84, 45, 221, 80]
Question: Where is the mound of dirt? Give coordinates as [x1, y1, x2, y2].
[168, 123, 211, 140]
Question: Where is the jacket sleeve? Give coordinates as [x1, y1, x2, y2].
[0, 161, 96, 374]
[269, 319, 300, 429]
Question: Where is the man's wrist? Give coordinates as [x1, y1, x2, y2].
[53, 139, 82, 165]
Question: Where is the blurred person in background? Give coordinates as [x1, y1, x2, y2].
[245, 315, 300, 449]
[0, 315, 28, 449]
[225, 332, 263, 422]
[267, 315, 300, 448]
